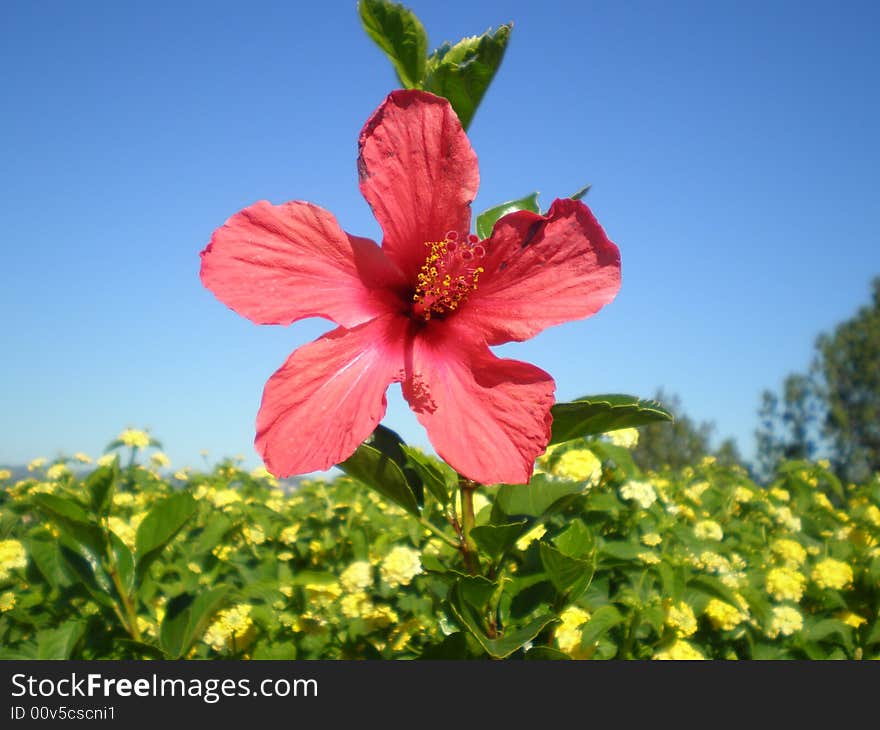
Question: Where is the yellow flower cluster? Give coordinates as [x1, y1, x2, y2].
[0, 591, 16, 612]
[380, 546, 422, 588]
[837, 611, 867, 628]
[770, 538, 807, 567]
[203, 605, 254, 652]
[704, 598, 747, 631]
[765, 605, 803, 638]
[339, 592, 398, 628]
[607, 428, 639, 449]
[619, 480, 657, 509]
[107, 513, 146, 551]
[555, 606, 592, 658]
[550, 448, 602, 485]
[340, 561, 373, 593]
[641, 532, 662, 547]
[653, 640, 705, 660]
[118, 429, 151, 449]
[666, 601, 697, 638]
[771, 505, 802, 532]
[46, 463, 70, 481]
[810, 558, 853, 590]
[150, 452, 171, 468]
[0, 539, 27, 580]
[765, 567, 806, 602]
[694, 520, 723, 541]
[0, 469, 11, 481]
[27, 458, 47, 472]
[242, 525, 265, 546]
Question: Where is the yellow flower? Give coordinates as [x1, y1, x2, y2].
[770, 538, 807, 567]
[769, 487, 790, 503]
[73, 452, 92, 464]
[208, 489, 241, 509]
[27, 457, 46, 472]
[0, 469, 10, 481]
[340, 591, 372, 619]
[607, 428, 639, 449]
[0, 591, 15, 612]
[118, 429, 151, 449]
[186, 562, 202, 575]
[619, 480, 657, 509]
[340, 561, 373, 593]
[771, 505, 801, 532]
[551, 449, 602, 485]
[212, 544, 234, 561]
[666, 601, 698, 638]
[694, 520, 723, 541]
[203, 605, 254, 652]
[811, 558, 853, 590]
[733, 486, 754, 503]
[836, 611, 867, 629]
[0, 539, 27, 580]
[812, 492, 833, 511]
[704, 598, 747, 631]
[97, 454, 116, 467]
[380, 546, 422, 588]
[304, 581, 342, 604]
[555, 606, 593, 658]
[639, 551, 661, 565]
[684, 481, 711, 504]
[46, 463, 70, 481]
[765, 567, 806, 602]
[653, 640, 705, 660]
[641, 532, 662, 547]
[150, 452, 171, 468]
[279, 525, 300, 545]
[515, 524, 546, 551]
[241, 524, 265, 546]
[765, 605, 803, 638]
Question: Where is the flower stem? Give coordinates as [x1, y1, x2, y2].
[458, 477, 481, 575]
[419, 516, 460, 549]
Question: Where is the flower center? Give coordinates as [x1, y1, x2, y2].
[412, 231, 485, 321]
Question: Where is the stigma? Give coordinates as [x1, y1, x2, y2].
[412, 231, 486, 321]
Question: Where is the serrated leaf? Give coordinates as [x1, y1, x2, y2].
[470, 521, 527, 561]
[368, 425, 423, 506]
[36, 622, 85, 659]
[401, 445, 454, 505]
[475, 192, 540, 240]
[448, 582, 556, 659]
[135, 491, 197, 584]
[493, 473, 584, 518]
[424, 24, 512, 129]
[539, 542, 593, 600]
[553, 519, 593, 558]
[339, 442, 420, 516]
[358, 0, 428, 88]
[549, 394, 673, 445]
[160, 587, 229, 659]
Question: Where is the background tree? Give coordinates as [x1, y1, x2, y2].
[816, 277, 880, 482]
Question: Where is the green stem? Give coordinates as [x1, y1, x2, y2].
[110, 569, 141, 642]
[458, 477, 481, 574]
[418, 516, 460, 549]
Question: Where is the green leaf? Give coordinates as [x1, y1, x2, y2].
[553, 519, 593, 558]
[549, 394, 673, 445]
[358, 0, 428, 88]
[806, 618, 854, 651]
[688, 575, 743, 610]
[401, 446, 454, 505]
[160, 587, 229, 659]
[470, 521, 527, 561]
[368, 425, 423, 506]
[493, 473, 584, 518]
[252, 642, 297, 660]
[579, 604, 624, 646]
[456, 575, 497, 612]
[339, 443, 420, 516]
[417, 632, 471, 659]
[524, 646, 572, 660]
[57, 545, 116, 609]
[27, 537, 70, 590]
[31, 493, 105, 562]
[598, 540, 645, 562]
[539, 543, 594, 600]
[425, 24, 512, 129]
[36, 622, 85, 659]
[135, 491, 198, 583]
[570, 184, 592, 201]
[475, 192, 540, 240]
[86, 460, 118, 515]
[448, 582, 557, 659]
[107, 531, 135, 599]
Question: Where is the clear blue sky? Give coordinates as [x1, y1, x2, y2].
[2, 0, 878, 471]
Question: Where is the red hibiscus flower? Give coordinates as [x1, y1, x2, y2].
[200, 90, 621, 485]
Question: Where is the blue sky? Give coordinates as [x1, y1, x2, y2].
[2, 0, 878, 471]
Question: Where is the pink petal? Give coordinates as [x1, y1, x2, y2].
[460, 198, 621, 345]
[256, 314, 409, 476]
[358, 90, 479, 282]
[200, 200, 405, 328]
[402, 320, 555, 485]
